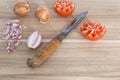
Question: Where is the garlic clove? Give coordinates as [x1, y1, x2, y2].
[27, 31, 42, 49]
[14, 1, 30, 17]
[35, 7, 51, 24]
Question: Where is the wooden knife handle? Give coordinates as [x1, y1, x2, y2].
[27, 39, 60, 67]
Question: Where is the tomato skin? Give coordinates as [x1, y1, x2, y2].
[80, 21, 106, 41]
[54, 0, 75, 17]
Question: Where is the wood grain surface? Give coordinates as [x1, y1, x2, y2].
[0, 0, 120, 80]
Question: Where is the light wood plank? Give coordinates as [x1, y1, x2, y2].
[0, 0, 120, 79]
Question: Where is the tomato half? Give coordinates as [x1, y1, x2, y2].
[54, 0, 75, 16]
[80, 21, 106, 41]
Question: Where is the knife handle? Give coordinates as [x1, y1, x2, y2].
[27, 39, 61, 67]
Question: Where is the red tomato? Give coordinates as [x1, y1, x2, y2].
[54, 0, 75, 16]
[80, 21, 106, 41]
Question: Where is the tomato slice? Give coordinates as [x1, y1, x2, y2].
[80, 21, 106, 41]
[54, 0, 75, 16]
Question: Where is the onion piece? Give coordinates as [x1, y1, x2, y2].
[3, 20, 25, 53]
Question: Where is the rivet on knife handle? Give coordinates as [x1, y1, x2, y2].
[27, 11, 88, 67]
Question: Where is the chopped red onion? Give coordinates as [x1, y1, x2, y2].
[3, 20, 25, 53]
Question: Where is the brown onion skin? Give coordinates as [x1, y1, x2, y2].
[13, 1, 30, 17]
[35, 7, 51, 23]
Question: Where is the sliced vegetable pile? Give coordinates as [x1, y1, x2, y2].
[3, 20, 25, 53]
[80, 21, 106, 41]
[54, 0, 75, 16]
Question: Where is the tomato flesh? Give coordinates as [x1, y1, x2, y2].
[54, 0, 75, 16]
[80, 21, 106, 41]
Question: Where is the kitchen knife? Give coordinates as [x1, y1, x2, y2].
[27, 11, 88, 67]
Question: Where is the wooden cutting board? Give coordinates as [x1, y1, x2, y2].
[0, 0, 120, 80]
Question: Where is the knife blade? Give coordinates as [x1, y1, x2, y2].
[27, 11, 88, 67]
